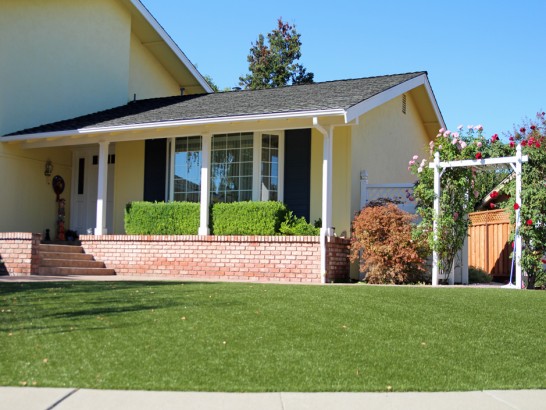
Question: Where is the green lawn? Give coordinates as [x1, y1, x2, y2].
[0, 281, 544, 392]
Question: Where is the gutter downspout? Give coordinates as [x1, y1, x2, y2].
[313, 117, 334, 284]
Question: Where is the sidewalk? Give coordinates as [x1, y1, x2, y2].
[1, 387, 545, 410]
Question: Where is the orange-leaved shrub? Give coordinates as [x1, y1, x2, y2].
[350, 203, 428, 284]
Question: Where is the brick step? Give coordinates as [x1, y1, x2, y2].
[40, 252, 94, 261]
[37, 244, 115, 276]
[39, 244, 84, 254]
[37, 267, 116, 276]
[40, 259, 106, 268]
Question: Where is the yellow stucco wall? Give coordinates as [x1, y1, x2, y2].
[0, 0, 131, 136]
[0, 144, 72, 233]
[129, 32, 181, 100]
[112, 141, 145, 234]
[350, 94, 430, 217]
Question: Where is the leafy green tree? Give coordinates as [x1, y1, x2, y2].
[239, 18, 314, 90]
[203, 74, 220, 93]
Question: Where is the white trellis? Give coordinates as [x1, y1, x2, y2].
[429, 144, 528, 288]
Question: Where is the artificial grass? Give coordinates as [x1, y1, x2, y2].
[0, 282, 544, 392]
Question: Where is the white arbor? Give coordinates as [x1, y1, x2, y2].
[429, 144, 528, 288]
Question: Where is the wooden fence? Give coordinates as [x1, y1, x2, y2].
[468, 210, 511, 278]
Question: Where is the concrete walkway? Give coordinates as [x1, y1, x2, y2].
[1, 387, 545, 410]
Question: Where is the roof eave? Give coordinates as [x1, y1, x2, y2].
[1, 109, 347, 143]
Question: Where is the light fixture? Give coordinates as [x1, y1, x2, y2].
[44, 160, 53, 177]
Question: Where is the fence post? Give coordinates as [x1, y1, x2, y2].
[360, 170, 368, 209]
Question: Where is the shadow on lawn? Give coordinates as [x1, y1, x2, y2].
[0, 281, 234, 334]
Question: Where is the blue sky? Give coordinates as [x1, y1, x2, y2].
[143, 0, 545, 138]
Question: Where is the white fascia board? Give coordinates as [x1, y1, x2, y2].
[130, 0, 213, 93]
[1, 130, 84, 143]
[1, 109, 346, 142]
[345, 74, 446, 129]
[422, 75, 446, 129]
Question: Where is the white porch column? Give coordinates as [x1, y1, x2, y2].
[313, 118, 334, 284]
[199, 134, 212, 235]
[322, 126, 333, 236]
[432, 152, 441, 286]
[515, 144, 523, 288]
[95, 141, 109, 235]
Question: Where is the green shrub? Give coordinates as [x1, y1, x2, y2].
[279, 211, 320, 235]
[125, 201, 200, 235]
[211, 201, 288, 235]
[468, 266, 493, 284]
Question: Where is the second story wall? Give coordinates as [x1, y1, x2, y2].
[0, 0, 197, 137]
[128, 31, 181, 100]
[0, 0, 132, 136]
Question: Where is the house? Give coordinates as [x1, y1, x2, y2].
[0, 0, 445, 281]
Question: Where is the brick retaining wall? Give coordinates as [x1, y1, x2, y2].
[0, 232, 41, 276]
[79, 235, 350, 283]
[0, 233, 350, 282]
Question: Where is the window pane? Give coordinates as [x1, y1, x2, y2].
[226, 149, 240, 163]
[270, 135, 279, 149]
[241, 148, 253, 161]
[239, 191, 252, 201]
[240, 176, 253, 190]
[227, 163, 239, 178]
[227, 134, 240, 148]
[241, 162, 253, 176]
[241, 134, 253, 147]
[260, 133, 279, 201]
[213, 135, 227, 149]
[174, 136, 202, 202]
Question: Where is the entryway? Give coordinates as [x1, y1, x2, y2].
[70, 147, 115, 235]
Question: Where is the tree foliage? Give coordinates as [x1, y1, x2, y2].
[239, 18, 314, 90]
[350, 203, 428, 284]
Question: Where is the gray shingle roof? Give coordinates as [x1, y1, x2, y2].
[5, 72, 425, 136]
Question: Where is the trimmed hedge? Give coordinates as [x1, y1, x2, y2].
[125, 200, 319, 236]
[279, 211, 320, 236]
[125, 201, 200, 235]
[211, 201, 288, 235]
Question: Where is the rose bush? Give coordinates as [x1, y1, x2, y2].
[409, 112, 546, 288]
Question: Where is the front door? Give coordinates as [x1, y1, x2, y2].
[70, 147, 115, 235]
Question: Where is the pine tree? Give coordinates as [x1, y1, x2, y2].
[239, 18, 314, 90]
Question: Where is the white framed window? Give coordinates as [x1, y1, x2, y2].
[211, 132, 254, 202]
[167, 131, 284, 203]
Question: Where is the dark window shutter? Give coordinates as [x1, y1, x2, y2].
[144, 139, 167, 202]
[284, 129, 311, 221]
